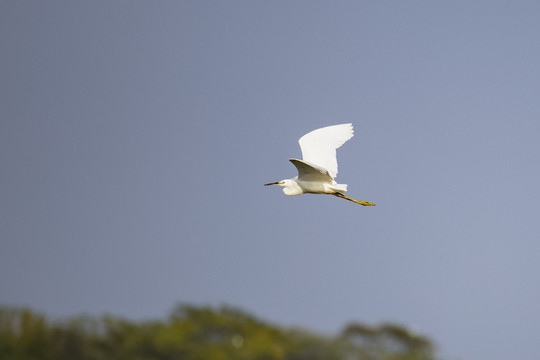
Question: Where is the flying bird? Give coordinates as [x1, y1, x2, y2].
[265, 123, 375, 206]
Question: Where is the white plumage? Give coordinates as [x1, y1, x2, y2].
[298, 123, 353, 179]
[265, 124, 375, 206]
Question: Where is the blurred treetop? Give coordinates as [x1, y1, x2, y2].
[0, 304, 439, 360]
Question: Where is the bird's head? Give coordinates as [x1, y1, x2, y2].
[264, 179, 303, 196]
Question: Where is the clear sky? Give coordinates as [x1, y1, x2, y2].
[2, 2, 540, 360]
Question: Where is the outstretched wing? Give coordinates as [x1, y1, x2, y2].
[298, 123, 354, 179]
[289, 159, 333, 183]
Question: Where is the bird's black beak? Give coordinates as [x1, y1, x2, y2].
[264, 182, 279, 186]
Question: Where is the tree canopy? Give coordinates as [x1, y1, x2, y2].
[0, 304, 439, 360]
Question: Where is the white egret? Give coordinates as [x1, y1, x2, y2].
[265, 123, 375, 206]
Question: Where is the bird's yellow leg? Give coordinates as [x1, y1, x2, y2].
[334, 193, 375, 206]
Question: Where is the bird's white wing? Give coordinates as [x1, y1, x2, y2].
[289, 159, 333, 183]
[298, 123, 354, 179]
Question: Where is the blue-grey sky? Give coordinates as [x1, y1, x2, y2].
[2, 2, 540, 359]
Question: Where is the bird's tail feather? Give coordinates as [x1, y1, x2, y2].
[329, 183, 348, 193]
[334, 193, 375, 206]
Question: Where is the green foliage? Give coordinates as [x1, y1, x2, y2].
[341, 323, 435, 360]
[0, 304, 439, 360]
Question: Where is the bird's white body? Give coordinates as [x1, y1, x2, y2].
[279, 177, 345, 196]
[265, 124, 375, 206]
[280, 160, 348, 196]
